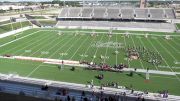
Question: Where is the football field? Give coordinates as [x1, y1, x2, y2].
[0, 28, 180, 95]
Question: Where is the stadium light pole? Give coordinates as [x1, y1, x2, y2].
[10, 17, 14, 31]
[19, 8, 24, 36]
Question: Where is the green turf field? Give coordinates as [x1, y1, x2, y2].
[39, 20, 57, 26]
[0, 21, 32, 34]
[0, 28, 180, 95]
[176, 23, 180, 30]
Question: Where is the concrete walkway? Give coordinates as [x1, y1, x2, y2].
[0, 26, 32, 39]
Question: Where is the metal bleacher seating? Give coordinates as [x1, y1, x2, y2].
[58, 7, 176, 20]
[149, 9, 165, 19]
[120, 8, 134, 19]
[107, 8, 120, 19]
[134, 9, 148, 19]
[81, 8, 93, 18]
[165, 9, 176, 19]
[59, 8, 68, 17]
[68, 8, 81, 17]
[93, 8, 106, 18]
[57, 7, 176, 32]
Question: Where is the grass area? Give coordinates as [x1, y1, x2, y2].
[0, 28, 180, 95]
[0, 58, 180, 95]
[32, 16, 46, 19]
[176, 23, 180, 30]
[39, 20, 57, 26]
[0, 29, 39, 46]
[0, 29, 180, 71]
[0, 20, 10, 25]
[0, 21, 32, 34]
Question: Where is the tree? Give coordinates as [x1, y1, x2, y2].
[0, 9, 5, 13]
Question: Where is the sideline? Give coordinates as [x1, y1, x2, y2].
[0, 26, 32, 39]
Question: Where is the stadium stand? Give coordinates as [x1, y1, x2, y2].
[81, 8, 93, 18]
[56, 7, 176, 32]
[165, 9, 176, 19]
[0, 73, 180, 101]
[58, 7, 176, 20]
[68, 8, 81, 17]
[134, 8, 148, 19]
[59, 8, 68, 17]
[93, 8, 106, 18]
[149, 9, 165, 20]
[107, 8, 120, 19]
[121, 8, 134, 19]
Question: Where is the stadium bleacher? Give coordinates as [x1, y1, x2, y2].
[81, 8, 93, 18]
[58, 7, 176, 20]
[134, 8, 148, 19]
[165, 9, 176, 19]
[59, 8, 68, 17]
[56, 7, 176, 32]
[121, 8, 134, 19]
[107, 8, 120, 19]
[93, 8, 106, 18]
[68, 8, 81, 17]
[149, 9, 165, 20]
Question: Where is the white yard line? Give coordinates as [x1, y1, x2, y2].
[139, 38, 159, 70]
[26, 34, 74, 77]
[91, 35, 104, 63]
[22, 34, 56, 56]
[69, 35, 89, 60]
[0, 30, 40, 48]
[123, 36, 130, 68]
[162, 38, 179, 53]
[130, 36, 145, 70]
[155, 39, 178, 62]
[115, 34, 118, 65]
[37, 35, 71, 58]
[14, 32, 52, 55]
[103, 36, 111, 63]
[26, 65, 42, 77]
[0, 31, 44, 54]
[80, 35, 96, 61]
[147, 39, 180, 82]
[162, 39, 180, 53]
[171, 39, 180, 48]
[29, 34, 61, 57]
[59, 35, 83, 60]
